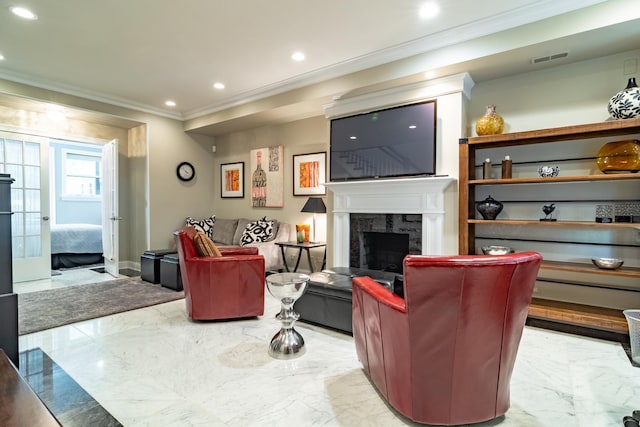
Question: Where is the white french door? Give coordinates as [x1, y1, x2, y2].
[0, 131, 51, 282]
[102, 140, 119, 277]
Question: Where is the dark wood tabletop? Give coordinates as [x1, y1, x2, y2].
[0, 349, 60, 427]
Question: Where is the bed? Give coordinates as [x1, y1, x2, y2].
[51, 223, 104, 269]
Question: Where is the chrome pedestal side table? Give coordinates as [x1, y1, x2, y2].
[265, 272, 310, 359]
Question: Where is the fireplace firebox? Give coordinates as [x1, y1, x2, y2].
[360, 232, 409, 273]
[349, 213, 421, 272]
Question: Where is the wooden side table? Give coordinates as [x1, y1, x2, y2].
[275, 241, 327, 273]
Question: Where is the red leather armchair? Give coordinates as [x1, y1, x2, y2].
[174, 227, 265, 320]
[352, 252, 542, 426]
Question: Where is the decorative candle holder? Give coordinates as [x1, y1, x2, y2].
[295, 224, 310, 242]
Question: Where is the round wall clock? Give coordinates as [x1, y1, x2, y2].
[177, 161, 195, 182]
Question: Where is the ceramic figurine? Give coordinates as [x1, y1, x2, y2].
[541, 203, 556, 221]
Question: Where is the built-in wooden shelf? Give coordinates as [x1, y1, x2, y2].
[469, 219, 638, 228]
[465, 117, 640, 147]
[460, 119, 640, 337]
[528, 298, 628, 333]
[469, 173, 640, 185]
[541, 260, 640, 278]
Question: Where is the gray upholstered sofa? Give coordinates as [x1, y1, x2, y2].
[209, 218, 291, 272]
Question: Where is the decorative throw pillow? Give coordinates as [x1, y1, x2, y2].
[240, 216, 275, 246]
[193, 231, 222, 257]
[211, 218, 238, 245]
[186, 215, 216, 238]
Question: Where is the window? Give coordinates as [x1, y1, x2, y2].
[63, 150, 101, 197]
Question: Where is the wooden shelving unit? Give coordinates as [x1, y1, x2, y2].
[469, 173, 640, 185]
[459, 118, 640, 335]
[541, 260, 640, 279]
[468, 219, 639, 228]
[528, 298, 628, 333]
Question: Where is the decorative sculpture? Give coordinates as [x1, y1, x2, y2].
[541, 203, 556, 221]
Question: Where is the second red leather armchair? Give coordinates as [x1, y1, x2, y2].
[174, 227, 265, 320]
[352, 252, 542, 425]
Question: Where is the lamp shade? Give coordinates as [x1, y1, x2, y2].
[301, 197, 326, 214]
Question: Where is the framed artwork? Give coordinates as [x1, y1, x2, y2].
[249, 145, 284, 207]
[293, 152, 326, 196]
[220, 162, 244, 198]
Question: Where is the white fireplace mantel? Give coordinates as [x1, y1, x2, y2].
[325, 176, 455, 267]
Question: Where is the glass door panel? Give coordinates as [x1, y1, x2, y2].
[0, 132, 50, 282]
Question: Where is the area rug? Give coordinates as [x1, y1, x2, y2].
[18, 277, 184, 335]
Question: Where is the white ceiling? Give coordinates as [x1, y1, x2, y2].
[2, 0, 632, 126]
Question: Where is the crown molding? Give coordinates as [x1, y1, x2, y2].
[323, 73, 475, 120]
[0, 69, 183, 121]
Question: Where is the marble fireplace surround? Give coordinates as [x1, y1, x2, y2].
[325, 176, 455, 268]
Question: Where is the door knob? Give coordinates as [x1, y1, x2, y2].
[110, 216, 123, 221]
[42, 216, 50, 221]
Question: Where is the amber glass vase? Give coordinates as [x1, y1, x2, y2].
[475, 105, 505, 136]
[596, 140, 640, 174]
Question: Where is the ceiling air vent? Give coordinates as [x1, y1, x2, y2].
[531, 52, 569, 65]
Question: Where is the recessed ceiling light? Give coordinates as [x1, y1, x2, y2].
[165, 100, 176, 107]
[213, 82, 225, 90]
[291, 51, 305, 62]
[424, 70, 436, 79]
[419, 2, 439, 19]
[10, 6, 38, 20]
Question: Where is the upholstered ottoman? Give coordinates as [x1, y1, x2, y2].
[296, 268, 397, 334]
[141, 249, 176, 284]
[160, 254, 183, 291]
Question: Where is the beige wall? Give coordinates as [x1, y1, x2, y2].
[145, 119, 216, 251]
[469, 49, 640, 130]
[210, 117, 327, 251]
[211, 116, 329, 269]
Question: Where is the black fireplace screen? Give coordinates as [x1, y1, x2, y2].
[360, 231, 409, 273]
[349, 213, 421, 273]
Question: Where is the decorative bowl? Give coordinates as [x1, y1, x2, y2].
[538, 165, 560, 177]
[591, 257, 624, 270]
[482, 245, 513, 255]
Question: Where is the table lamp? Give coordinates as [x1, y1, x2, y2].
[301, 197, 326, 243]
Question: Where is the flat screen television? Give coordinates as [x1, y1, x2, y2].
[329, 100, 437, 181]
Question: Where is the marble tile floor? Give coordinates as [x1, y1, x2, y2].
[16, 288, 639, 427]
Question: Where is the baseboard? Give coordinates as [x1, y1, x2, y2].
[121, 260, 140, 271]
